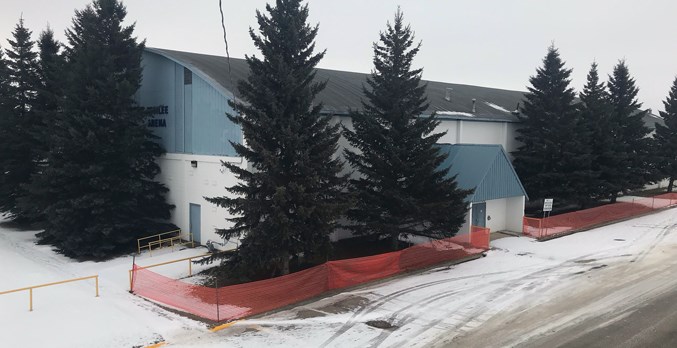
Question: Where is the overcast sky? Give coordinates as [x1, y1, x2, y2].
[2, 0, 677, 113]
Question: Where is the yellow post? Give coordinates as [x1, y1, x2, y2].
[29, 288, 33, 311]
[95, 276, 99, 297]
[128, 270, 133, 291]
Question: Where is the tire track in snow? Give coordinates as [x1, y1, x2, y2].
[376, 258, 598, 347]
[630, 222, 677, 263]
[317, 269, 527, 347]
[319, 251, 601, 348]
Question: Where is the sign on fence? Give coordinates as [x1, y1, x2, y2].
[543, 198, 554, 212]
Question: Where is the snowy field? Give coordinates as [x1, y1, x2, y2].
[3, 206, 677, 347]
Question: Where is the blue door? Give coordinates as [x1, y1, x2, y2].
[472, 202, 486, 227]
[189, 203, 201, 244]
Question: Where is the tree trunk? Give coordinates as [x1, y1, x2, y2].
[390, 232, 399, 251]
[668, 177, 674, 193]
[280, 251, 290, 275]
[610, 193, 617, 203]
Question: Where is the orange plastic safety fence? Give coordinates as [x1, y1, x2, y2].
[523, 193, 677, 239]
[132, 228, 490, 322]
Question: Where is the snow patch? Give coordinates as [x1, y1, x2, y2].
[437, 111, 475, 117]
[484, 101, 511, 113]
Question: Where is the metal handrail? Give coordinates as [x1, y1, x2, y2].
[0, 275, 99, 311]
[137, 229, 194, 255]
[129, 254, 211, 291]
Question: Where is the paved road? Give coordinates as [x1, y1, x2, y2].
[527, 286, 677, 348]
[436, 224, 677, 348]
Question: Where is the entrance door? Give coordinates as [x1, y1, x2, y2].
[189, 203, 201, 244]
[472, 202, 486, 227]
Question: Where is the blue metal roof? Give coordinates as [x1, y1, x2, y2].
[438, 144, 528, 202]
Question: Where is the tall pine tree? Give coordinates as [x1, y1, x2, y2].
[0, 47, 9, 107]
[579, 62, 613, 203]
[0, 48, 12, 195]
[0, 18, 40, 220]
[513, 45, 592, 205]
[606, 60, 651, 201]
[17, 28, 65, 223]
[654, 76, 677, 192]
[343, 9, 471, 250]
[34, 28, 63, 132]
[207, 0, 347, 277]
[33, 0, 173, 258]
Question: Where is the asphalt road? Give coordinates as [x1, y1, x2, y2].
[436, 228, 677, 348]
[523, 285, 677, 348]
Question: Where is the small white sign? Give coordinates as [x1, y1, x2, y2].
[543, 198, 554, 212]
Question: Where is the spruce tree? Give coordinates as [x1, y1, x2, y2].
[343, 9, 471, 250]
[0, 47, 9, 107]
[579, 62, 613, 203]
[0, 18, 40, 220]
[33, 0, 173, 258]
[654, 76, 677, 192]
[17, 28, 64, 223]
[513, 45, 592, 205]
[0, 48, 12, 194]
[35, 28, 63, 130]
[606, 60, 651, 201]
[206, 0, 347, 277]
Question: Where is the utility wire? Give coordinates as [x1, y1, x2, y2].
[218, 0, 233, 88]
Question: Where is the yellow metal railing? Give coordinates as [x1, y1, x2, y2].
[137, 229, 194, 255]
[129, 254, 210, 291]
[0, 275, 99, 312]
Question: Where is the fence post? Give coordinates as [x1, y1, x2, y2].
[29, 288, 33, 312]
[215, 278, 220, 322]
[130, 254, 136, 293]
[95, 276, 99, 297]
[188, 259, 192, 277]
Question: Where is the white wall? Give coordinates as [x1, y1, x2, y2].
[506, 196, 525, 233]
[485, 199, 507, 233]
[156, 153, 245, 250]
[476, 196, 525, 234]
[435, 119, 519, 154]
[459, 204, 471, 235]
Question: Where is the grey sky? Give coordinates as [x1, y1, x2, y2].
[2, 0, 677, 113]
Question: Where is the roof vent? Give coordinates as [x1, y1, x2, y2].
[445, 88, 453, 102]
[472, 98, 476, 113]
[512, 102, 521, 115]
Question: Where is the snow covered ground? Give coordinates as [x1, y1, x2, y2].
[3, 206, 677, 347]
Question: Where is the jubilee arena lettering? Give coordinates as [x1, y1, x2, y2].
[146, 105, 169, 128]
[148, 118, 167, 127]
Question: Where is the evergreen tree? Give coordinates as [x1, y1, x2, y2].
[0, 18, 40, 220]
[17, 28, 65, 223]
[35, 28, 63, 126]
[206, 0, 347, 277]
[0, 47, 9, 107]
[33, 0, 173, 259]
[606, 60, 651, 201]
[579, 62, 613, 203]
[343, 9, 471, 250]
[513, 45, 592, 205]
[654, 76, 677, 192]
[0, 48, 12, 189]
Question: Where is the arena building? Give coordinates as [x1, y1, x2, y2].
[136, 48, 661, 247]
